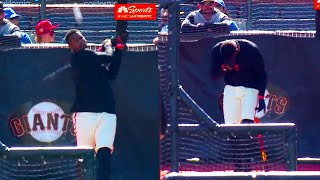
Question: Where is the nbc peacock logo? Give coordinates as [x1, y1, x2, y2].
[117, 6, 128, 13]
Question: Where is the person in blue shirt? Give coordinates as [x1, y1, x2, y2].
[4, 7, 32, 44]
[153, 7, 168, 45]
[214, 0, 239, 31]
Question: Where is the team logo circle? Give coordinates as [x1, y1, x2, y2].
[27, 102, 65, 143]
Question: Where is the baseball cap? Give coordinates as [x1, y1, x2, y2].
[214, 0, 225, 7]
[4, 8, 21, 19]
[35, 19, 59, 35]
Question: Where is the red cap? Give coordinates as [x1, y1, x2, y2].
[35, 19, 59, 35]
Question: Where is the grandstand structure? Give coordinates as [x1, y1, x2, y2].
[1, 0, 315, 45]
[2, 2, 159, 44]
[180, 0, 314, 31]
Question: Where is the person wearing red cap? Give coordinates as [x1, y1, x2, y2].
[35, 19, 59, 43]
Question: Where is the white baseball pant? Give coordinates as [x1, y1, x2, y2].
[223, 85, 259, 124]
[73, 112, 117, 152]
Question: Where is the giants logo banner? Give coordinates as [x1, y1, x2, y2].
[9, 100, 76, 145]
[114, 4, 157, 20]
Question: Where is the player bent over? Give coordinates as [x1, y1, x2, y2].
[64, 29, 126, 180]
[211, 39, 267, 171]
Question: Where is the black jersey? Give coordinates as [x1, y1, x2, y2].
[70, 48, 122, 113]
[211, 39, 267, 96]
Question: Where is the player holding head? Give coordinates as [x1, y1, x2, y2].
[64, 29, 126, 180]
[211, 39, 267, 124]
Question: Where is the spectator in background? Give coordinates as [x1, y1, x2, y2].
[153, 7, 169, 139]
[4, 7, 32, 44]
[214, 0, 239, 31]
[35, 19, 59, 43]
[158, 8, 168, 33]
[181, 0, 238, 32]
[153, 7, 168, 45]
[0, 1, 21, 37]
[214, 0, 228, 15]
[181, 0, 228, 29]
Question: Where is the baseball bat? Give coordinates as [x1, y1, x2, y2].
[254, 117, 269, 171]
[43, 64, 71, 81]
[254, 117, 267, 161]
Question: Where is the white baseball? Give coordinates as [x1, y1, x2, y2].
[27, 102, 65, 143]
[73, 6, 83, 24]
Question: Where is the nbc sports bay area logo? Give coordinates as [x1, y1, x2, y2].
[114, 4, 156, 20]
[9, 101, 75, 143]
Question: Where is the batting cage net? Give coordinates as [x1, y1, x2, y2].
[0, 147, 94, 180]
[158, 0, 315, 178]
[160, 124, 296, 172]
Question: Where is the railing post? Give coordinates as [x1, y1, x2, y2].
[168, 0, 180, 173]
[246, 0, 252, 30]
[286, 125, 297, 171]
[116, 0, 128, 43]
[315, 10, 320, 38]
[40, 0, 46, 20]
